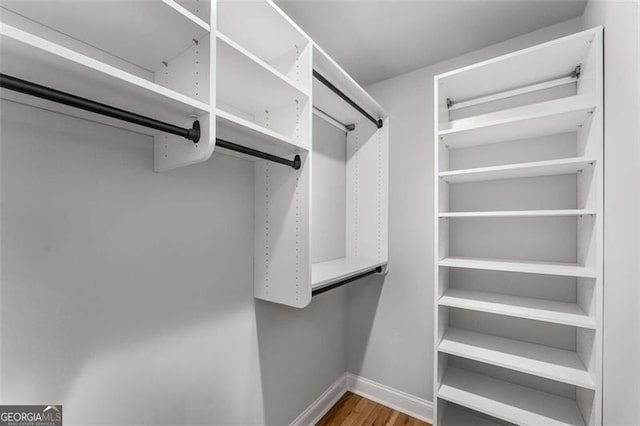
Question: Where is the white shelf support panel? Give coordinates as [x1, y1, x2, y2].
[434, 27, 603, 425]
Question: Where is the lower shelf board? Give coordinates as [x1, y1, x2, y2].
[438, 289, 595, 329]
[442, 403, 510, 426]
[216, 108, 306, 155]
[438, 328, 595, 389]
[438, 367, 586, 426]
[311, 257, 386, 290]
[438, 256, 597, 278]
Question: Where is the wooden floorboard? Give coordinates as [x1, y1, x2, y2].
[316, 392, 431, 426]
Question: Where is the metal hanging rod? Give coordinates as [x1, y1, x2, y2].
[312, 69, 383, 129]
[0, 73, 201, 142]
[216, 138, 301, 170]
[447, 64, 582, 111]
[312, 266, 383, 297]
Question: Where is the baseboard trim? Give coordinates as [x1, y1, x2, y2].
[290, 373, 433, 425]
[347, 373, 433, 424]
[290, 374, 348, 426]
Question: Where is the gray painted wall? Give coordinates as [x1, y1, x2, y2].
[347, 17, 584, 402]
[0, 100, 347, 425]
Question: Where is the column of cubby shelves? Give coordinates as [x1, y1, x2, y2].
[0, 0, 215, 171]
[434, 28, 603, 426]
[214, 0, 389, 308]
[215, 0, 314, 308]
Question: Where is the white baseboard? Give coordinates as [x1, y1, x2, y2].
[290, 374, 348, 426]
[290, 373, 433, 425]
[346, 373, 433, 424]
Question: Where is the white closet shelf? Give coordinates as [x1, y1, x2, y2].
[437, 27, 599, 104]
[313, 44, 386, 126]
[216, 109, 307, 155]
[0, 24, 209, 136]
[217, 0, 309, 63]
[439, 257, 597, 278]
[217, 32, 309, 97]
[439, 209, 596, 218]
[438, 367, 585, 426]
[439, 157, 595, 184]
[439, 328, 595, 389]
[439, 95, 596, 149]
[439, 289, 595, 329]
[442, 404, 505, 426]
[217, 31, 308, 116]
[312, 257, 385, 290]
[1, 0, 209, 72]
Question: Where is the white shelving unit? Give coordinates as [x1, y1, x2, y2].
[434, 28, 603, 425]
[215, 0, 389, 308]
[309, 43, 389, 298]
[1, 0, 210, 72]
[0, 2, 215, 172]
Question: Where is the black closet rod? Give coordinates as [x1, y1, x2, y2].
[216, 138, 301, 170]
[312, 69, 383, 129]
[312, 266, 383, 297]
[0, 73, 201, 143]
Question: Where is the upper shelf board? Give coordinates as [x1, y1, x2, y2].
[439, 156, 595, 184]
[439, 256, 597, 278]
[0, 0, 209, 72]
[439, 95, 596, 148]
[217, 0, 309, 63]
[313, 44, 386, 126]
[439, 209, 597, 218]
[0, 23, 209, 136]
[217, 31, 309, 97]
[439, 288, 595, 328]
[312, 257, 386, 290]
[436, 27, 602, 103]
[217, 32, 309, 116]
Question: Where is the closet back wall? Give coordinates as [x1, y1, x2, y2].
[347, 16, 584, 404]
[0, 100, 346, 425]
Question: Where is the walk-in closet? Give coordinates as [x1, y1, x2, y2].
[1, 1, 638, 425]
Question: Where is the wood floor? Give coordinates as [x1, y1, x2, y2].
[317, 392, 431, 426]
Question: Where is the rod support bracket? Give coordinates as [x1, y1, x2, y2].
[187, 120, 201, 143]
[377, 119, 383, 129]
[293, 155, 301, 170]
[571, 64, 582, 79]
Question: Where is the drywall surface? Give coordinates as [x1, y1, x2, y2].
[0, 100, 347, 425]
[311, 114, 347, 264]
[581, 2, 640, 425]
[347, 17, 584, 403]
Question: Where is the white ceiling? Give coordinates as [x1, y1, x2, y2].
[275, 0, 587, 86]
